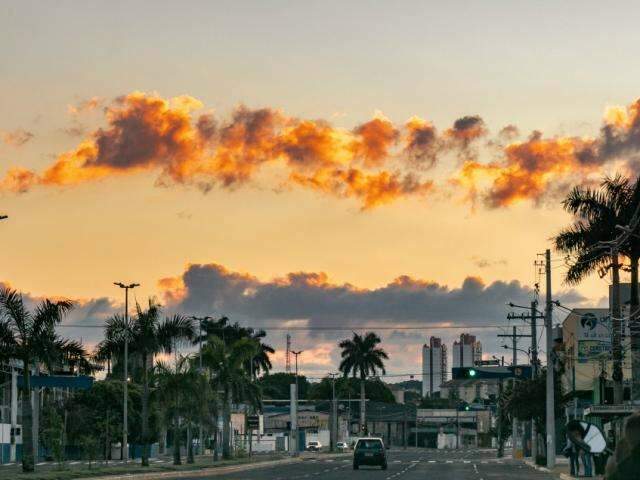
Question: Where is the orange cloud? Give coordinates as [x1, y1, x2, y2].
[403, 116, 438, 167]
[351, 115, 399, 167]
[456, 132, 599, 208]
[67, 97, 104, 115]
[13, 91, 640, 210]
[291, 167, 433, 209]
[2, 129, 34, 147]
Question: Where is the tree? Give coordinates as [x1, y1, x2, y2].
[40, 402, 64, 466]
[307, 376, 395, 404]
[154, 357, 209, 465]
[554, 175, 636, 403]
[101, 299, 194, 466]
[501, 370, 566, 460]
[259, 372, 311, 400]
[338, 332, 388, 434]
[65, 380, 146, 464]
[198, 316, 275, 375]
[0, 287, 74, 472]
[202, 337, 260, 459]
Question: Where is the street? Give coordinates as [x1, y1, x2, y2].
[185, 449, 554, 480]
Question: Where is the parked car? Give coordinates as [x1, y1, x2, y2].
[306, 440, 322, 451]
[353, 437, 387, 470]
[336, 441, 349, 452]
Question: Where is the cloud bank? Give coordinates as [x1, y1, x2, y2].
[3, 93, 640, 209]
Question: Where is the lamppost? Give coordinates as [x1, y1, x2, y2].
[291, 350, 303, 453]
[329, 373, 338, 452]
[114, 282, 139, 463]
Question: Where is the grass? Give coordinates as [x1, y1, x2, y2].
[0, 454, 286, 480]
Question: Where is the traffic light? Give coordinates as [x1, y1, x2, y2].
[453, 367, 478, 379]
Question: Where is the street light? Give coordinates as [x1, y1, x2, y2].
[291, 350, 303, 454]
[114, 282, 139, 463]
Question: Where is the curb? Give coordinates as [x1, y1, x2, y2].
[81, 457, 302, 480]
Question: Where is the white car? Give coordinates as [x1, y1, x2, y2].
[336, 441, 349, 452]
[306, 441, 322, 451]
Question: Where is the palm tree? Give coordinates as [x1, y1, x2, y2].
[0, 287, 74, 472]
[101, 299, 194, 466]
[554, 175, 635, 404]
[201, 336, 260, 459]
[338, 332, 388, 435]
[198, 316, 275, 375]
[155, 356, 210, 465]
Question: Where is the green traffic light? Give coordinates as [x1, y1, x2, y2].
[465, 406, 470, 411]
[468, 369, 477, 377]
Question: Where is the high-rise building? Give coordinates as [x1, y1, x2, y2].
[422, 336, 447, 397]
[452, 333, 482, 369]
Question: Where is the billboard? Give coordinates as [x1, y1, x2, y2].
[575, 310, 611, 363]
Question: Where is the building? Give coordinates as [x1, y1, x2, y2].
[422, 337, 447, 398]
[452, 334, 482, 369]
[417, 408, 492, 448]
[561, 308, 632, 409]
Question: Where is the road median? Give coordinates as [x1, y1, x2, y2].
[0, 455, 300, 480]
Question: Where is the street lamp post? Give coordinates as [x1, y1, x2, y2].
[114, 282, 139, 463]
[291, 350, 303, 453]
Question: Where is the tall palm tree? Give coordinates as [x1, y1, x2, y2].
[102, 299, 194, 466]
[198, 316, 275, 375]
[554, 175, 633, 404]
[201, 336, 260, 459]
[338, 332, 388, 435]
[0, 287, 74, 472]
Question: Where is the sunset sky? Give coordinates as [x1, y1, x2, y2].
[2, 1, 640, 377]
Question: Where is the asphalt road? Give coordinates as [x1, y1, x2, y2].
[187, 448, 556, 480]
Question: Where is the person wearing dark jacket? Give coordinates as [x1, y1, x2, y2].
[605, 413, 640, 480]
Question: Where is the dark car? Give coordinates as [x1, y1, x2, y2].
[353, 437, 387, 470]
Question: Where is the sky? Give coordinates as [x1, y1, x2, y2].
[2, 0, 640, 379]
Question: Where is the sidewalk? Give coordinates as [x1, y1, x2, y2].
[523, 457, 604, 480]
[0, 453, 297, 480]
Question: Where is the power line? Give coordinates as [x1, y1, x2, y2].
[55, 323, 531, 331]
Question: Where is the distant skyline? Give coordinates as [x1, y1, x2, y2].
[1, 0, 638, 376]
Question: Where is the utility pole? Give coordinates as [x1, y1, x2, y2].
[403, 406, 407, 450]
[291, 350, 303, 454]
[507, 298, 543, 460]
[610, 246, 624, 405]
[329, 373, 338, 452]
[531, 300, 539, 461]
[544, 249, 555, 469]
[114, 282, 139, 463]
[498, 326, 531, 459]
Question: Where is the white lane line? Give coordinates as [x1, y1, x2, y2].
[428, 460, 436, 463]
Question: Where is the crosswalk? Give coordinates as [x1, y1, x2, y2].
[305, 458, 508, 465]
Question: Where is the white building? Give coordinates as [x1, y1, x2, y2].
[452, 334, 482, 369]
[422, 337, 447, 397]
